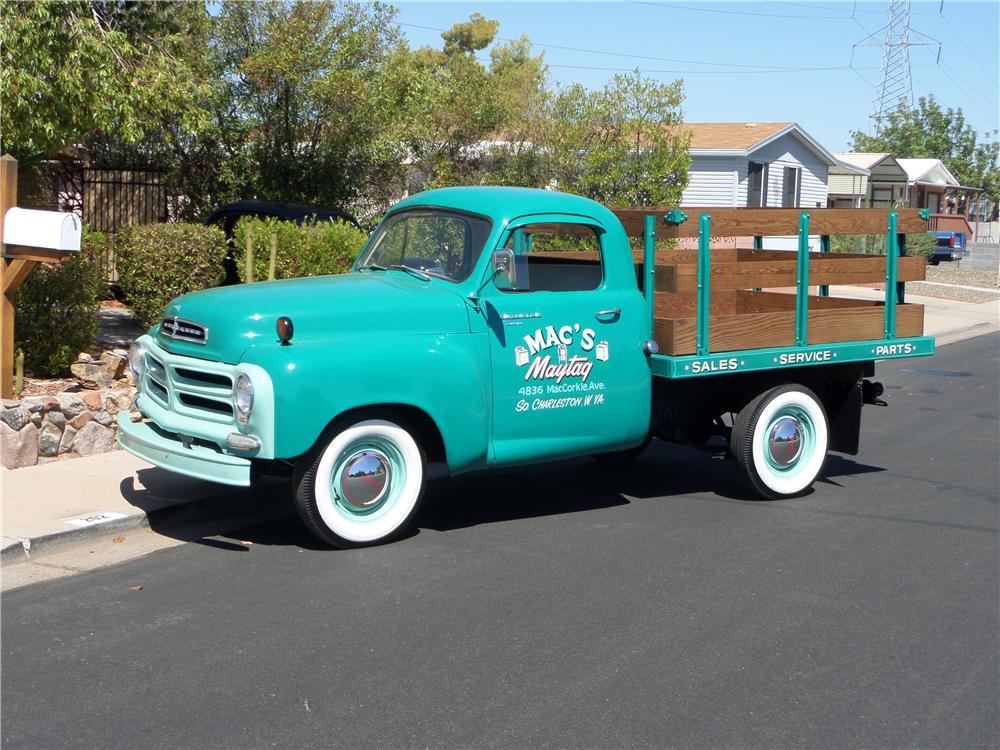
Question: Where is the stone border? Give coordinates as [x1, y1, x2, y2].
[1, 386, 135, 469]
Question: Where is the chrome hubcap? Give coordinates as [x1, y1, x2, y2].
[340, 450, 391, 511]
[767, 417, 803, 467]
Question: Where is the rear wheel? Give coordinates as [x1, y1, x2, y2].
[293, 418, 426, 548]
[732, 384, 828, 499]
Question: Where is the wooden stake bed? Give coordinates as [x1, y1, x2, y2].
[652, 290, 923, 355]
[639, 249, 926, 294]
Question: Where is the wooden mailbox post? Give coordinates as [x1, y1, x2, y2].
[0, 155, 78, 399]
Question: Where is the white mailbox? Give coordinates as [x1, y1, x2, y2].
[3, 207, 81, 252]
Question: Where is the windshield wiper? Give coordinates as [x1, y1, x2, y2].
[358, 263, 387, 272]
[389, 264, 431, 281]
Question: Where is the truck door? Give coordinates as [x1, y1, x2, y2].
[479, 216, 651, 466]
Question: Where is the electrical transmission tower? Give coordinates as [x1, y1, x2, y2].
[853, 0, 940, 135]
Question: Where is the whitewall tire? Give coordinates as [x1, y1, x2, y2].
[294, 419, 426, 548]
[733, 384, 829, 499]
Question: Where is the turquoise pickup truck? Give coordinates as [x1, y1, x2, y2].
[119, 187, 934, 547]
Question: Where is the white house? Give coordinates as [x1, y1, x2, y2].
[679, 122, 837, 210]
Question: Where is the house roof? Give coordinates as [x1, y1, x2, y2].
[684, 121, 837, 166]
[897, 158, 961, 186]
[685, 122, 791, 150]
[833, 152, 891, 170]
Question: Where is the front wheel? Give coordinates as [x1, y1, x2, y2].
[293, 418, 426, 548]
[732, 384, 829, 499]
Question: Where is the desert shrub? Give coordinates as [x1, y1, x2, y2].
[830, 233, 935, 258]
[232, 217, 368, 282]
[116, 223, 228, 327]
[14, 230, 105, 376]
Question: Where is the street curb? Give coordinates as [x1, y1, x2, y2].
[1, 478, 292, 566]
[934, 322, 999, 347]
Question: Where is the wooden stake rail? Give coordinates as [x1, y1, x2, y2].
[651, 290, 924, 355]
[613, 206, 930, 238]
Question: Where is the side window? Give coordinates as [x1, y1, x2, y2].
[502, 223, 603, 293]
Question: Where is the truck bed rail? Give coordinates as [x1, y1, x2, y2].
[619, 206, 936, 378]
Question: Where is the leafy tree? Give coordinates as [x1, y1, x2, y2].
[851, 96, 999, 202]
[387, 14, 549, 189]
[540, 72, 690, 206]
[0, 0, 212, 162]
[211, 0, 405, 215]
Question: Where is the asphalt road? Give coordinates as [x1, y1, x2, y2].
[3, 334, 998, 749]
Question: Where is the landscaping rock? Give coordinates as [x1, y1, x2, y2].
[76, 352, 94, 363]
[38, 422, 63, 457]
[100, 351, 127, 380]
[59, 425, 77, 454]
[70, 361, 112, 389]
[72, 422, 115, 456]
[2, 422, 39, 469]
[92, 410, 113, 427]
[47, 411, 66, 430]
[1, 407, 29, 431]
[108, 390, 133, 411]
[57, 394, 87, 419]
[29, 411, 43, 427]
[21, 399, 46, 414]
[82, 391, 103, 410]
[2, 399, 20, 409]
[70, 411, 92, 430]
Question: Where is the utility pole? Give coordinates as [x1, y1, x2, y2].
[853, 0, 940, 135]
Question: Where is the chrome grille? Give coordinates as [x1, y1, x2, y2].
[160, 316, 208, 344]
[142, 351, 234, 424]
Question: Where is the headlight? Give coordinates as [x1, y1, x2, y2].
[234, 374, 254, 424]
[128, 341, 145, 381]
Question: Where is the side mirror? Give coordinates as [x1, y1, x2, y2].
[492, 248, 519, 291]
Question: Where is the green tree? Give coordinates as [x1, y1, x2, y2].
[540, 72, 690, 206]
[0, 0, 212, 161]
[387, 14, 549, 189]
[212, 0, 405, 214]
[851, 96, 999, 202]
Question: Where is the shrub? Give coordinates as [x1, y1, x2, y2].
[830, 233, 935, 258]
[14, 230, 105, 376]
[232, 217, 368, 282]
[116, 223, 228, 328]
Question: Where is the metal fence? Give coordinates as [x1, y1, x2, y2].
[81, 168, 168, 283]
[82, 168, 167, 233]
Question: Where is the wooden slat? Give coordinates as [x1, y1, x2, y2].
[653, 301, 923, 355]
[659, 254, 925, 293]
[611, 206, 928, 237]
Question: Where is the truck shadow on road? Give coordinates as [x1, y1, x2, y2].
[122, 441, 888, 551]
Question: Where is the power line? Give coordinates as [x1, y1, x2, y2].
[626, 0, 848, 20]
[936, 61, 1000, 128]
[395, 20, 861, 71]
[523, 60, 867, 75]
[939, 10, 999, 87]
[968, 2, 999, 44]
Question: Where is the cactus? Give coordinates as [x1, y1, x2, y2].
[13, 348, 24, 399]
[245, 227, 255, 284]
[268, 232, 277, 281]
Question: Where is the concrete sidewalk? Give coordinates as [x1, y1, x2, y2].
[1, 451, 245, 564]
[2, 289, 997, 573]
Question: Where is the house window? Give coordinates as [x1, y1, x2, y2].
[747, 162, 768, 207]
[871, 188, 892, 208]
[782, 166, 801, 208]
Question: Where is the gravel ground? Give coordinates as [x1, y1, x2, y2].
[925, 264, 999, 289]
[907, 263, 1000, 302]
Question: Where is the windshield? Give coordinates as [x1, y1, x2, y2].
[357, 209, 492, 282]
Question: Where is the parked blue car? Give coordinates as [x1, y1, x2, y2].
[928, 231, 967, 264]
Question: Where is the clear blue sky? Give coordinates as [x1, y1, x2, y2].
[392, 0, 1000, 152]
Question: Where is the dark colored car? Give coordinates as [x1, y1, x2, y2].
[205, 200, 362, 284]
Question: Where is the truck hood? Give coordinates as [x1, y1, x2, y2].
[153, 272, 471, 363]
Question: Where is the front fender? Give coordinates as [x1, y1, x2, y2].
[246, 332, 491, 472]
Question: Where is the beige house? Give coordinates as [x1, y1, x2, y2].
[827, 153, 910, 208]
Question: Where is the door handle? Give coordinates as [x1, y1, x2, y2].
[595, 308, 621, 319]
